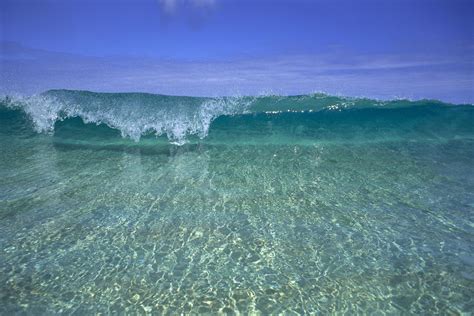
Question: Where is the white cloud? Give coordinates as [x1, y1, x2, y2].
[158, 0, 216, 14]
[160, 0, 178, 14]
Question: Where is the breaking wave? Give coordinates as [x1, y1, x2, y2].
[0, 89, 470, 145]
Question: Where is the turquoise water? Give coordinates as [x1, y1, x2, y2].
[1, 90, 473, 314]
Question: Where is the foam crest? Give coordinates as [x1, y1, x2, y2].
[2, 91, 253, 145]
[1, 90, 459, 145]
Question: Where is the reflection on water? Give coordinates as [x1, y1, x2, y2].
[1, 127, 474, 314]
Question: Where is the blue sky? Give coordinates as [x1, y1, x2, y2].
[1, 0, 473, 102]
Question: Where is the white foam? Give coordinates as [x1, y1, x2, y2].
[4, 93, 253, 145]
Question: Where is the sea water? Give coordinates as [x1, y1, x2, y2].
[0, 90, 473, 314]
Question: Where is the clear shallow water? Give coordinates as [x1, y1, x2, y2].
[0, 91, 473, 314]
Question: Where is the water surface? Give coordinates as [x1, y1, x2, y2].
[1, 91, 473, 314]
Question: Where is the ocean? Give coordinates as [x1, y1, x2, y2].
[1, 90, 473, 314]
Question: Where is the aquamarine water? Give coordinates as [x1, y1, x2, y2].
[1, 90, 473, 314]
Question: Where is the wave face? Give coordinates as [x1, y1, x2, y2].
[1, 89, 473, 145]
[1, 90, 255, 145]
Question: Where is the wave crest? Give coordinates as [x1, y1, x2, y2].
[3, 90, 254, 145]
[1, 89, 459, 145]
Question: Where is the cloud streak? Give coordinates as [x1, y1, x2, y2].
[1, 42, 473, 103]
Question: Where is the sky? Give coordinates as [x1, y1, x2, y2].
[1, 0, 473, 102]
